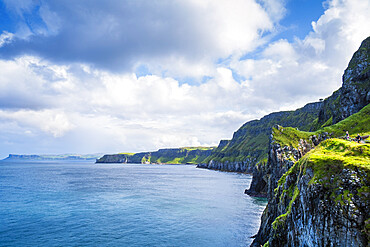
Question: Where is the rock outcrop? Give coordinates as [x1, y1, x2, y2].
[96, 154, 130, 163]
[197, 158, 256, 173]
[318, 36, 370, 126]
[245, 127, 331, 197]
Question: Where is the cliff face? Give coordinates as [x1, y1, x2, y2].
[250, 104, 370, 247]
[318, 37, 370, 126]
[96, 147, 213, 164]
[245, 127, 330, 197]
[252, 138, 369, 247]
[96, 154, 130, 163]
[197, 158, 257, 173]
[200, 102, 322, 173]
[250, 127, 327, 245]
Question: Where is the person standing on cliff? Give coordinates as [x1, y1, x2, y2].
[345, 131, 350, 140]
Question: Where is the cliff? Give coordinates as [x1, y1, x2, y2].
[96, 147, 214, 164]
[250, 104, 370, 246]
[317, 36, 370, 126]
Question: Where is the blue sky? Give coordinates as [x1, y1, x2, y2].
[276, 0, 325, 40]
[0, 0, 369, 158]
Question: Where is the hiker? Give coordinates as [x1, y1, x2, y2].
[355, 134, 362, 143]
[345, 131, 350, 140]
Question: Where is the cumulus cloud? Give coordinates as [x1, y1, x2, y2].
[232, 0, 370, 109]
[0, 0, 275, 76]
[0, 109, 74, 137]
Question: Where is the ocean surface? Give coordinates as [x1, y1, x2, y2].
[0, 161, 266, 247]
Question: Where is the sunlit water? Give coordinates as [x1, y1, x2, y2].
[0, 161, 266, 247]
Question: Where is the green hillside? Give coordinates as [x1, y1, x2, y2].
[96, 146, 214, 164]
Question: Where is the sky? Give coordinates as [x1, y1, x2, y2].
[0, 0, 369, 158]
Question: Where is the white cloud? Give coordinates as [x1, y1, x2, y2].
[258, 0, 287, 22]
[0, 109, 74, 137]
[0, 31, 14, 48]
[232, 0, 370, 110]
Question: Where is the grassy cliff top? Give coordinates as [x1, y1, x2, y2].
[320, 103, 370, 137]
[272, 103, 370, 148]
[308, 139, 370, 171]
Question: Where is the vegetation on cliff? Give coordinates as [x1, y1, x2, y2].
[96, 147, 214, 164]
[272, 103, 370, 149]
[264, 138, 370, 246]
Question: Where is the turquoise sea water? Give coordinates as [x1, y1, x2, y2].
[0, 161, 266, 247]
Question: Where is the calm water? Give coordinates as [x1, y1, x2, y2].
[0, 161, 266, 247]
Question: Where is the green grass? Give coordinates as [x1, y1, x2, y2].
[319, 104, 370, 137]
[118, 152, 135, 156]
[139, 147, 214, 164]
[272, 126, 313, 149]
[307, 139, 370, 179]
[272, 103, 370, 148]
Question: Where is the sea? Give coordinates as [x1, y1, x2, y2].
[0, 161, 266, 247]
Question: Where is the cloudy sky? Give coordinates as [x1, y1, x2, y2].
[0, 0, 369, 158]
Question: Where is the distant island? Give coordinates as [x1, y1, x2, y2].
[3, 154, 103, 161]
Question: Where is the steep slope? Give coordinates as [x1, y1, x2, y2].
[96, 147, 214, 164]
[317, 36, 370, 126]
[250, 104, 370, 246]
[197, 102, 322, 172]
[254, 139, 369, 247]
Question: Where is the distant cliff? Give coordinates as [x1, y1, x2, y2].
[96, 147, 214, 164]
[3, 154, 101, 161]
